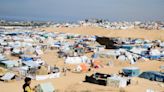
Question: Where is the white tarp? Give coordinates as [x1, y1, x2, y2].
[1, 72, 15, 81]
[22, 61, 39, 68]
[150, 49, 161, 56]
[65, 56, 88, 64]
[130, 47, 146, 54]
[36, 49, 43, 55]
[35, 73, 60, 80]
[160, 42, 164, 47]
[118, 55, 126, 61]
[107, 76, 127, 87]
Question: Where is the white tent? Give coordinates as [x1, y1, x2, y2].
[118, 55, 127, 61]
[65, 56, 88, 64]
[130, 47, 146, 54]
[107, 76, 127, 87]
[0, 72, 15, 81]
[150, 49, 160, 56]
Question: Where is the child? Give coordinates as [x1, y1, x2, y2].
[23, 77, 33, 92]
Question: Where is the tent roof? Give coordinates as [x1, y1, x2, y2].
[0, 60, 17, 66]
[1, 72, 15, 81]
[22, 61, 39, 67]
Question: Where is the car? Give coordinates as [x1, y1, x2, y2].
[139, 71, 164, 82]
[85, 72, 111, 86]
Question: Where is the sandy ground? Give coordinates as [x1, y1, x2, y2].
[41, 26, 164, 41]
[0, 26, 164, 92]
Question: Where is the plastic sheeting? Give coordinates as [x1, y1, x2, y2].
[1, 72, 15, 81]
[107, 76, 127, 87]
[35, 73, 60, 80]
[65, 56, 88, 64]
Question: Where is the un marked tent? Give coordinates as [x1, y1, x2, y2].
[107, 76, 127, 87]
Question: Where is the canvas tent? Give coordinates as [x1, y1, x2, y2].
[107, 76, 127, 87]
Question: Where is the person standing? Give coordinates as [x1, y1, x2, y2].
[23, 77, 33, 92]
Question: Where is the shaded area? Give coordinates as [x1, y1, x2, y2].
[96, 36, 118, 49]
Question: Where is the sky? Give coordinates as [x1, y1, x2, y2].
[0, 0, 164, 22]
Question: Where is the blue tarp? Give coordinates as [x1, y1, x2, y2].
[22, 57, 33, 61]
[120, 45, 133, 50]
[149, 55, 161, 60]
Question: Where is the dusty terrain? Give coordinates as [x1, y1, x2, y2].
[41, 26, 164, 41]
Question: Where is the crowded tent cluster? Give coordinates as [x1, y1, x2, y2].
[0, 26, 164, 75]
[0, 26, 163, 92]
[0, 27, 61, 82]
[92, 37, 164, 64]
[78, 19, 164, 30]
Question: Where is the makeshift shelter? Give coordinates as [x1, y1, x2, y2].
[107, 76, 127, 87]
[76, 63, 88, 72]
[36, 82, 55, 92]
[130, 47, 147, 55]
[122, 67, 140, 77]
[0, 60, 18, 68]
[35, 73, 60, 80]
[0, 55, 7, 61]
[22, 61, 39, 68]
[21, 55, 33, 61]
[120, 45, 133, 50]
[149, 49, 161, 60]
[11, 48, 23, 56]
[65, 56, 88, 64]
[35, 49, 44, 55]
[0, 72, 16, 81]
[117, 55, 127, 61]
